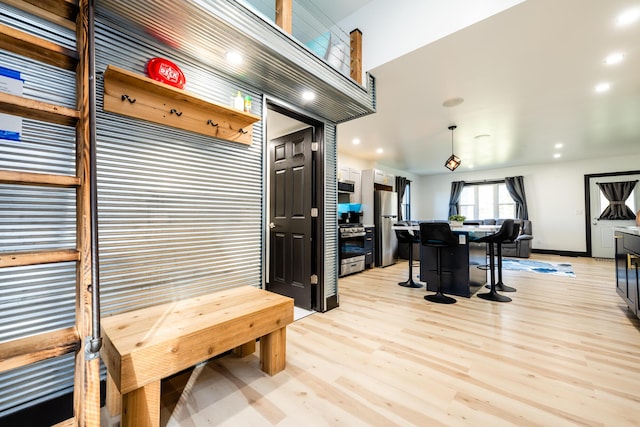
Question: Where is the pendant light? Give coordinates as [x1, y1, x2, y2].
[444, 125, 461, 171]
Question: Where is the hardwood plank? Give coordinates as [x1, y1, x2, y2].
[0, 327, 80, 372]
[0, 92, 79, 126]
[0, 22, 78, 70]
[0, 170, 80, 187]
[144, 255, 640, 427]
[0, 249, 80, 268]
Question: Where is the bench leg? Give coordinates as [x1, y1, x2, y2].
[105, 371, 121, 417]
[260, 327, 287, 375]
[122, 380, 161, 427]
[233, 339, 256, 358]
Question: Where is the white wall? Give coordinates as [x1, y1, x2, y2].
[337, 0, 524, 71]
[414, 154, 640, 253]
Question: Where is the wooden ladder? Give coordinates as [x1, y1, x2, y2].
[0, 0, 100, 425]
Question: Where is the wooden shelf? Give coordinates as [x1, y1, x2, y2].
[102, 65, 261, 145]
[0, 23, 78, 70]
[0, 92, 79, 127]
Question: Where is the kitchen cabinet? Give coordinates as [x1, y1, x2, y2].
[364, 226, 375, 268]
[349, 168, 362, 203]
[361, 168, 396, 226]
[337, 166, 362, 203]
[614, 229, 640, 318]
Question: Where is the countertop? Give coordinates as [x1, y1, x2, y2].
[614, 226, 640, 236]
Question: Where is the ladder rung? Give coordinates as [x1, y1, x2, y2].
[0, 170, 80, 187]
[0, 23, 78, 70]
[0, 249, 80, 268]
[51, 418, 76, 427]
[0, 327, 80, 373]
[0, 92, 79, 127]
[2, 0, 78, 28]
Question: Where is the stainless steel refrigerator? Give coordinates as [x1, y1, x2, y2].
[374, 190, 398, 267]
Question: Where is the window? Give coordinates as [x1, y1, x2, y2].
[459, 182, 516, 220]
[599, 188, 636, 214]
[401, 182, 411, 220]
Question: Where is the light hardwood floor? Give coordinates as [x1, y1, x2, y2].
[150, 255, 639, 426]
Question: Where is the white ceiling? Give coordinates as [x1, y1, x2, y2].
[336, 0, 640, 175]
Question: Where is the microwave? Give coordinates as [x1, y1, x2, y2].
[338, 180, 355, 193]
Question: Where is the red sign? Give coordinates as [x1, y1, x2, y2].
[145, 57, 186, 89]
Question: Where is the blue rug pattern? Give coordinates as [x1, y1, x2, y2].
[501, 258, 575, 277]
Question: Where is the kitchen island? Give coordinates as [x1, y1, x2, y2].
[614, 226, 640, 319]
[394, 224, 498, 297]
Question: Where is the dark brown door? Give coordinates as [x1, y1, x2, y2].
[268, 127, 314, 309]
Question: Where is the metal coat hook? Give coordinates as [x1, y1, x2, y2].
[207, 119, 218, 127]
[170, 108, 182, 117]
[239, 128, 248, 135]
[121, 94, 136, 103]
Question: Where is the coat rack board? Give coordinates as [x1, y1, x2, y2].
[102, 65, 260, 145]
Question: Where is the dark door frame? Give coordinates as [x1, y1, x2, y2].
[264, 100, 326, 311]
[584, 169, 640, 257]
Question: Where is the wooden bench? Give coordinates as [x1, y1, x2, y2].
[100, 286, 294, 427]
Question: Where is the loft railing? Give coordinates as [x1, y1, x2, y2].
[239, 0, 363, 84]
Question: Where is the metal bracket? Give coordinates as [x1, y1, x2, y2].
[311, 208, 318, 217]
[310, 274, 318, 285]
[85, 336, 103, 360]
[312, 142, 318, 152]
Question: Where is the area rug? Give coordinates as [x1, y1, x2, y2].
[501, 258, 575, 277]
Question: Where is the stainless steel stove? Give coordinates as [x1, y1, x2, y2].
[338, 224, 366, 276]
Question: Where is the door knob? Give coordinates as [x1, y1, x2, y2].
[269, 222, 276, 229]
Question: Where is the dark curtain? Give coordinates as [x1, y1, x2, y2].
[396, 176, 409, 221]
[505, 176, 529, 220]
[448, 181, 465, 217]
[597, 180, 638, 220]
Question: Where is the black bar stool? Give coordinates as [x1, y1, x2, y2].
[476, 219, 514, 302]
[395, 226, 423, 288]
[419, 222, 459, 304]
[494, 221, 520, 292]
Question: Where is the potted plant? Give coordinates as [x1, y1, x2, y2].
[448, 214, 466, 227]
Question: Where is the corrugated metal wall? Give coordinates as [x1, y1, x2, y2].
[0, 1, 340, 416]
[0, 2, 78, 415]
[324, 123, 338, 306]
[93, 14, 264, 314]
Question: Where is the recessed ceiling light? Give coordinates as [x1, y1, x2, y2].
[553, 153, 561, 159]
[226, 51, 243, 65]
[467, 164, 474, 169]
[352, 138, 360, 145]
[554, 143, 563, 149]
[616, 9, 640, 26]
[604, 52, 625, 65]
[595, 82, 611, 93]
[442, 97, 464, 108]
[376, 148, 384, 154]
[302, 91, 315, 101]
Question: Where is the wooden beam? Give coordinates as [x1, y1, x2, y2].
[0, 327, 80, 373]
[350, 29, 362, 84]
[73, 0, 101, 425]
[0, 23, 78, 70]
[0, 249, 80, 268]
[275, 0, 292, 34]
[0, 92, 79, 127]
[0, 170, 80, 187]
